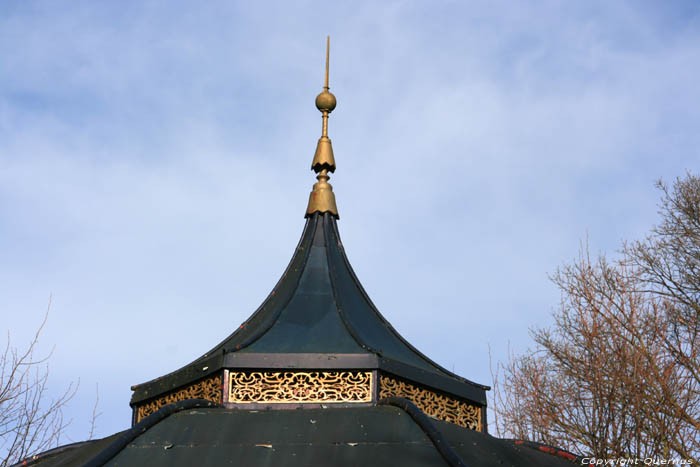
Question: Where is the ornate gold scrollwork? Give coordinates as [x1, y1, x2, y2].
[135, 374, 222, 423]
[379, 374, 482, 431]
[229, 371, 373, 403]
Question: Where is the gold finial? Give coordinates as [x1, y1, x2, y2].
[306, 36, 339, 218]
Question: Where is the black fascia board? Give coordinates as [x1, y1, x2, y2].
[223, 352, 378, 369]
[130, 352, 488, 407]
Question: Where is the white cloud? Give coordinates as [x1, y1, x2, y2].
[0, 0, 698, 441]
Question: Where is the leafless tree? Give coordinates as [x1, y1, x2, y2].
[0, 300, 77, 466]
[492, 174, 700, 461]
[627, 175, 700, 436]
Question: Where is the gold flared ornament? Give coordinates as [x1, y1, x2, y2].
[307, 169, 338, 217]
[311, 136, 335, 172]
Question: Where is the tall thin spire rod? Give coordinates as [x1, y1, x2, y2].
[321, 36, 330, 138]
[306, 36, 339, 219]
[324, 35, 330, 92]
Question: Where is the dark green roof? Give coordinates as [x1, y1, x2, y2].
[29, 407, 575, 467]
[130, 212, 488, 406]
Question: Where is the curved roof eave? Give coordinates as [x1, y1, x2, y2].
[131, 213, 488, 406]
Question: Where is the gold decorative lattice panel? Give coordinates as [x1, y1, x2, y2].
[229, 371, 373, 403]
[379, 374, 482, 431]
[135, 374, 222, 423]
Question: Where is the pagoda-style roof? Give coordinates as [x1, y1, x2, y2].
[22, 37, 582, 467]
[130, 211, 488, 409]
[129, 38, 488, 425]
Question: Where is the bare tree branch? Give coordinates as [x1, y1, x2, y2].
[492, 174, 700, 461]
[0, 298, 77, 466]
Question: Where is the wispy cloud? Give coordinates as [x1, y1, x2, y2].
[1, 0, 698, 440]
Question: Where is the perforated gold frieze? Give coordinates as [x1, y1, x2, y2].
[379, 374, 482, 431]
[135, 374, 222, 423]
[229, 371, 373, 403]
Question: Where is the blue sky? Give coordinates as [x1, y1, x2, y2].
[1, 1, 699, 443]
